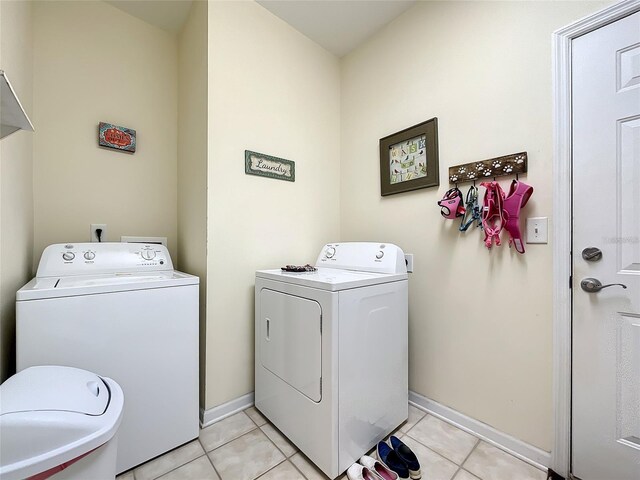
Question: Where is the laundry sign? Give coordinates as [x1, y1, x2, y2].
[98, 122, 136, 153]
[245, 150, 295, 182]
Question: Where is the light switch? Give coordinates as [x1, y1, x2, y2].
[526, 217, 548, 244]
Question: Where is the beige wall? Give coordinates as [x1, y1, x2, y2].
[205, 0, 341, 409]
[32, 0, 178, 263]
[340, 1, 610, 450]
[0, 0, 34, 382]
[178, 0, 208, 407]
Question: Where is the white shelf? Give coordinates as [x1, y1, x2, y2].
[1, 70, 34, 139]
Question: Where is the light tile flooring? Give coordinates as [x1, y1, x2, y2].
[117, 405, 547, 480]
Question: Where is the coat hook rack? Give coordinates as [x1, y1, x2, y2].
[448, 152, 527, 184]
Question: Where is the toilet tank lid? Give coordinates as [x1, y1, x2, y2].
[0, 366, 109, 416]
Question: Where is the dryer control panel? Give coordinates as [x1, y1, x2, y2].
[36, 242, 174, 278]
[315, 242, 406, 274]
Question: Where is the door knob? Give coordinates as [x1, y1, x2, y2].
[580, 277, 627, 293]
[582, 247, 602, 261]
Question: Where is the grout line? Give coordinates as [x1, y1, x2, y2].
[404, 428, 470, 468]
[147, 451, 207, 480]
[288, 454, 312, 480]
[240, 408, 310, 478]
[260, 422, 299, 458]
[206, 427, 258, 455]
[464, 438, 482, 465]
[199, 438, 223, 479]
[258, 424, 296, 466]
[205, 452, 223, 480]
[201, 424, 259, 454]
[252, 458, 288, 479]
[245, 406, 267, 428]
[133, 440, 207, 480]
[403, 412, 429, 437]
[450, 438, 482, 480]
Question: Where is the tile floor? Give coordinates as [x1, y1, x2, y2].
[117, 405, 547, 480]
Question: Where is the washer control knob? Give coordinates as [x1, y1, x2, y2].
[62, 252, 75, 261]
[325, 247, 336, 258]
[376, 251, 384, 259]
[84, 251, 95, 261]
[141, 249, 156, 260]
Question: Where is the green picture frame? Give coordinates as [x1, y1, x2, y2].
[379, 118, 439, 196]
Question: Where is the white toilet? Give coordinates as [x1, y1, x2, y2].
[0, 365, 124, 480]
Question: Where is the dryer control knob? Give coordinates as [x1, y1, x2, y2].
[84, 251, 95, 261]
[62, 252, 75, 261]
[141, 249, 156, 260]
[376, 251, 384, 259]
[325, 247, 336, 258]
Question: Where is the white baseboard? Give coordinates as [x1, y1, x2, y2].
[408, 391, 551, 471]
[201, 389, 551, 471]
[200, 392, 255, 428]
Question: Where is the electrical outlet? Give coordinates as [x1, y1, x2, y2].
[90, 224, 107, 242]
[526, 217, 548, 244]
[404, 253, 414, 273]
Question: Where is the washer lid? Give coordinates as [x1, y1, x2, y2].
[16, 270, 198, 301]
[0, 366, 109, 416]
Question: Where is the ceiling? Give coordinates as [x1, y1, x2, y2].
[105, 0, 416, 57]
[105, 0, 193, 34]
[257, 0, 417, 57]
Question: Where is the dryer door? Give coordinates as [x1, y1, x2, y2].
[259, 289, 322, 402]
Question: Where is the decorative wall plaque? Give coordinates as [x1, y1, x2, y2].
[245, 150, 295, 182]
[99, 122, 136, 153]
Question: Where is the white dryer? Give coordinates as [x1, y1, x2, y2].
[16, 243, 199, 473]
[255, 242, 408, 479]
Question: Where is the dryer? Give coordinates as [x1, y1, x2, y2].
[16, 243, 199, 473]
[255, 242, 408, 479]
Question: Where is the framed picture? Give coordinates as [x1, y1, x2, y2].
[379, 118, 439, 196]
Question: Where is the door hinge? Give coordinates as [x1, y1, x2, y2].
[569, 275, 572, 289]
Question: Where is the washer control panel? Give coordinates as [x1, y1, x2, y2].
[38, 242, 173, 278]
[316, 242, 406, 274]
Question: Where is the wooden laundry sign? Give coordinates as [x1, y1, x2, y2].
[245, 150, 295, 182]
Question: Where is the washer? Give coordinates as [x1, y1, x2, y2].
[16, 242, 199, 473]
[255, 242, 408, 478]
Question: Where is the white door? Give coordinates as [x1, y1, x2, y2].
[572, 10, 640, 480]
[259, 289, 322, 402]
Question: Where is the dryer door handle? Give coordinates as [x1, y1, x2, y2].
[266, 318, 270, 340]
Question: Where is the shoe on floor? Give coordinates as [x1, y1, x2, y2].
[375, 441, 409, 479]
[359, 455, 399, 480]
[390, 436, 421, 480]
[347, 463, 382, 480]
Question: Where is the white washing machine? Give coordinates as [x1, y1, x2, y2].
[16, 242, 199, 473]
[255, 242, 408, 479]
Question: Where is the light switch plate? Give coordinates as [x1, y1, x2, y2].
[526, 217, 548, 244]
[404, 254, 414, 273]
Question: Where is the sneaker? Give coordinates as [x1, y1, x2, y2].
[359, 455, 399, 480]
[389, 436, 421, 480]
[347, 463, 382, 480]
[375, 441, 409, 479]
